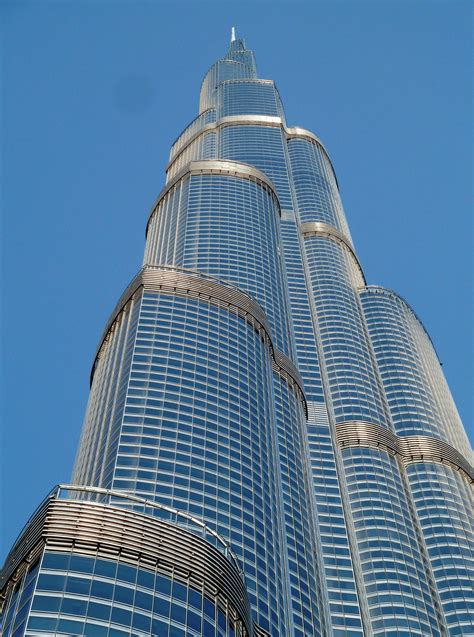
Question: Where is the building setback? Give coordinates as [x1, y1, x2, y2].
[1, 32, 473, 637]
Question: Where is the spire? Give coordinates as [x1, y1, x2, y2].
[231, 27, 236, 42]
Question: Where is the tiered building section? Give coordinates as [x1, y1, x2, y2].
[2, 32, 473, 637]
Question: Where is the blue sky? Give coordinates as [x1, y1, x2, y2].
[1, 1, 472, 561]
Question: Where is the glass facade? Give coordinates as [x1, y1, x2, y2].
[20, 552, 238, 637]
[1, 489, 254, 637]
[2, 32, 473, 637]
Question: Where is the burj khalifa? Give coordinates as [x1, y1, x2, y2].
[2, 31, 473, 637]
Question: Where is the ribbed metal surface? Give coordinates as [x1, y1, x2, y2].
[336, 421, 399, 454]
[253, 624, 271, 637]
[147, 158, 280, 236]
[91, 266, 307, 415]
[300, 221, 365, 284]
[142, 266, 270, 327]
[0, 496, 253, 634]
[284, 125, 325, 146]
[169, 107, 216, 158]
[92, 266, 270, 381]
[168, 116, 319, 165]
[300, 221, 352, 248]
[0, 496, 52, 594]
[272, 349, 307, 417]
[335, 421, 473, 482]
[188, 159, 276, 191]
[306, 401, 330, 427]
[167, 114, 338, 190]
[168, 115, 281, 165]
[399, 436, 473, 481]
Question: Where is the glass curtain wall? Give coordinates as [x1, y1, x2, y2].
[2, 32, 473, 637]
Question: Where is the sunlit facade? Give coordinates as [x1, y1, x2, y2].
[1, 33, 473, 637]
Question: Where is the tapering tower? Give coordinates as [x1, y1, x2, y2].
[2, 32, 473, 637]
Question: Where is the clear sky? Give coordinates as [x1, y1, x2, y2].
[1, 1, 472, 562]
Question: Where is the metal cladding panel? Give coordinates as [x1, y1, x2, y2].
[75, 268, 293, 633]
[90, 266, 306, 413]
[145, 161, 295, 359]
[1, 494, 253, 635]
[336, 420, 473, 482]
[359, 285, 473, 460]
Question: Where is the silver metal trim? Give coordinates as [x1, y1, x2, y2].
[147, 159, 280, 236]
[399, 436, 474, 480]
[335, 421, 474, 482]
[284, 125, 325, 146]
[336, 421, 399, 453]
[168, 116, 282, 167]
[220, 114, 282, 127]
[91, 266, 307, 415]
[187, 159, 276, 187]
[169, 121, 216, 161]
[282, 125, 338, 187]
[92, 266, 271, 376]
[273, 349, 306, 398]
[0, 486, 253, 634]
[300, 221, 366, 284]
[220, 78, 274, 86]
[300, 221, 352, 247]
[170, 107, 215, 151]
[167, 115, 339, 190]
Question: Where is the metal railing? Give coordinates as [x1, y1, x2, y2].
[7, 483, 244, 579]
[57, 484, 244, 575]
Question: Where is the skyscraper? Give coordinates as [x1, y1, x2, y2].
[1, 30, 473, 637]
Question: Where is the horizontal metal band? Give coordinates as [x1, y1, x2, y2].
[221, 78, 274, 86]
[147, 159, 280, 236]
[336, 421, 399, 454]
[1, 495, 53, 595]
[0, 487, 252, 633]
[220, 114, 282, 127]
[168, 116, 282, 166]
[92, 266, 270, 381]
[91, 266, 307, 415]
[335, 421, 474, 482]
[185, 159, 276, 190]
[199, 61, 254, 111]
[284, 125, 326, 147]
[398, 436, 474, 481]
[167, 115, 338, 190]
[169, 121, 217, 161]
[272, 349, 306, 405]
[300, 220, 353, 250]
[300, 221, 366, 284]
[170, 107, 215, 154]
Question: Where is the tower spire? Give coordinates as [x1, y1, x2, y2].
[231, 26, 236, 42]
